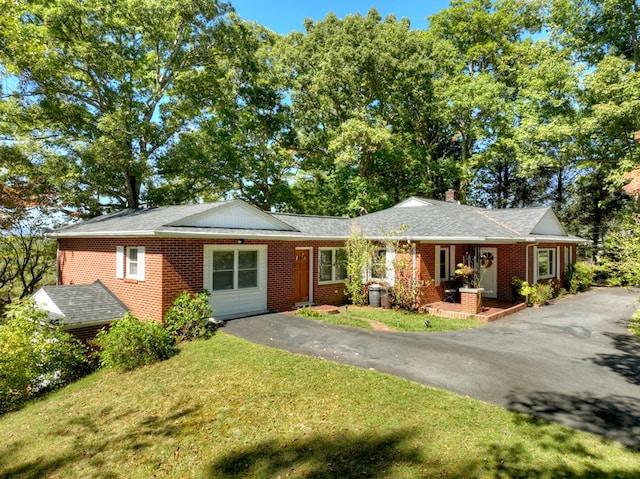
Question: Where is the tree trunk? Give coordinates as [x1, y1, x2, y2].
[123, 171, 140, 209]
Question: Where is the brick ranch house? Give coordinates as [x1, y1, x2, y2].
[42, 194, 584, 334]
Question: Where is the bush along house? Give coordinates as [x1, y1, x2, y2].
[43, 192, 585, 327]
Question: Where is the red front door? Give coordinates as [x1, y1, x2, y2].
[294, 249, 310, 303]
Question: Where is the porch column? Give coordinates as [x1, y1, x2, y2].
[460, 288, 484, 314]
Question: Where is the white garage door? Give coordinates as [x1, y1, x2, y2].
[203, 245, 268, 320]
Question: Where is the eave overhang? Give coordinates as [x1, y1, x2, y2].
[49, 230, 588, 244]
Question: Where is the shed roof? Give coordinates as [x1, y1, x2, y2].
[33, 281, 129, 328]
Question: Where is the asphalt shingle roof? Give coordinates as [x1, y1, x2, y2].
[53, 203, 223, 235]
[36, 281, 129, 327]
[50, 197, 580, 242]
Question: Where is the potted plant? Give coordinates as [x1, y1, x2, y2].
[455, 263, 475, 288]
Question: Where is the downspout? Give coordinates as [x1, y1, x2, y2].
[526, 242, 538, 284]
[525, 242, 538, 304]
[411, 241, 417, 283]
[56, 240, 60, 285]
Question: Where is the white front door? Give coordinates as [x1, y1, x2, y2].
[479, 247, 497, 299]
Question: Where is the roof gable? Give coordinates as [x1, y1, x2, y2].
[166, 200, 297, 231]
[481, 207, 567, 236]
[530, 208, 568, 236]
[394, 197, 435, 207]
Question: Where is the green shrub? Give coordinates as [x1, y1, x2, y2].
[0, 301, 92, 413]
[520, 282, 554, 305]
[96, 313, 176, 371]
[564, 262, 595, 294]
[511, 276, 525, 300]
[532, 282, 554, 305]
[344, 229, 374, 306]
[163, 291, 214, 342]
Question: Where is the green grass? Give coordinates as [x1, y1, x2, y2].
[300, 306, 483, 332]
[630, 310, 640, 338]
[1, 334, 639, 478]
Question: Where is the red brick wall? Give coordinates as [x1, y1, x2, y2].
[58, 238, 350, 321]
[67, 323, 111, 342]
[58, 237, 578, 320]
[310, 241, 350, 306]
[58, 238, 166, 320]
[415, 243, 439, 303]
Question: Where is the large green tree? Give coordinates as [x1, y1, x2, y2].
[280, 9, 449, 216]
[153, 21, 297, 211]
[1, 0, 237, 212]
[547, 0, 640, 250]
[427, 0, 546, 204]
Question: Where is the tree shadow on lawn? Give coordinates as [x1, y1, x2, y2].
[207, 428, 422, 479]
[206, 426, 640, 479]
[507, 390, 640, 451]
[592, 332, 640, 386]
[0, 403, 202, 479]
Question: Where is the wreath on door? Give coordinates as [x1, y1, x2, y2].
[480, 252, 494, 269]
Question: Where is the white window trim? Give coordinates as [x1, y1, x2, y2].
[116, 246, 124, 279]
[116, 245, 145, 281]
[126, 246, 145, 281]
[370, 248, 388, 282]
[537, 247, 556, 280]
[207, 246, 261, 292]
[435, 246, 450, 287]
[564, 246, 572, 273]
[318, 247, 347, 284]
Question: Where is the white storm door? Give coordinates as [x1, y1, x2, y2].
[479, 247, 498, 299]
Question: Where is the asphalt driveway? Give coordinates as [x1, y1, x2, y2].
[224, 287, 640, 449]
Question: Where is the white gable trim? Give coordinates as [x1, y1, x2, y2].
[33, 289, 64, 318]
[531, 209, 568, 236]
[394, 197, 434, 208]
[167, 199, 297, 231]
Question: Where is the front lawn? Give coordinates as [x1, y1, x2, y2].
[1, 334, 639, 478]
[630, 310, 640, 338]
[298, 305, 484, 332]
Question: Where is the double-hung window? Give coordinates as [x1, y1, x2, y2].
[211, 250, 258, 291]
[116, 245, 145, 281]
[537, 248, 556, 279]
[319, 248, 347, 283]
[371, 249, 387, 280]
[437, 247, 450, 285]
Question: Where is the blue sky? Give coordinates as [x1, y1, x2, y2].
[229, 0, 453, 34]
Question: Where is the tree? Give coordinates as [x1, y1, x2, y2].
[0, 145, 57, 309]
[427, 0, 545, 203]
[280, 9, 448, 216]
[548, 0, 640, 245]
[1, 0, 235, 211]
[601, 212, 640, 286]
[153, 21, 297, 211]
[550, 0, 640, 69]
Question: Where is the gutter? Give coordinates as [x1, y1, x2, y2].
[48, 231, 587, 244]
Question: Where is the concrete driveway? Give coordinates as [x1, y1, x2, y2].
[224, 287, 640, 449]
